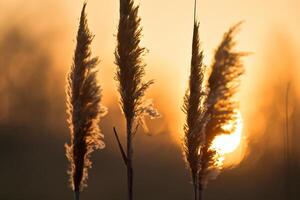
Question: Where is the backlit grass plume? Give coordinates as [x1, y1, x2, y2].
[114, 0, 159, 199]
[198, 23, 245, 194]
[182, 2, 206, 199]
[65, 3, 106, 200]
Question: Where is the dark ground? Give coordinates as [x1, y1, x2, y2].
[1, 111, 300, 200]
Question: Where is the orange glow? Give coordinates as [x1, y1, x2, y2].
[1, 0, 300, 170]
[210, 111, 243, 168]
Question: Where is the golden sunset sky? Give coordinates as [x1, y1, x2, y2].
[1, 0, 299, 164]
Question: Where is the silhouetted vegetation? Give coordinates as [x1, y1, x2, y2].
[65, 3, 106, 200]
[114, 0, 159, 199]
[1, 1, 300, 200]
[183, 13, 246, 198]
[199, 23, 246, 191]
[182, 1, 206, 200]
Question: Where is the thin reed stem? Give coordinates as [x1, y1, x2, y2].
[285, 82, 291, 200]
[193, 173, 199, 200]
[199, 190, 203, 200]
[198, 179, 203, 200]
[182, 1, 207, 200]
[193, 0, 197, 24]
[127, 120, 133, 200]
[74, 190, 80, 200]
[115, 1, 159, 199]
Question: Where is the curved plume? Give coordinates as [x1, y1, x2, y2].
[199, 23, 246, 188]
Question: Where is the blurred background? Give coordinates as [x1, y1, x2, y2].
[0, 0, 300, 199]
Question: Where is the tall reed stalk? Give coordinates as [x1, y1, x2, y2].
[183, 1, 206, 200]
[65, 3, 106, 200]
[183, 18, 245, 199]
[114, 0, 159, 200]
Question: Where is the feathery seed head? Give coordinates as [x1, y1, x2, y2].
[115, 0, 159, 130]
[65, 3, 106, 192]
[199, 23, 246, 187]
[183, 20, 206, 180]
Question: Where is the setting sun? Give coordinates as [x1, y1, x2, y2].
[1, 0, 299, 199]
[210, 111, 243, 166]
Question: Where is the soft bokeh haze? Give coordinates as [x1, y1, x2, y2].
[0, 0, 300, 199]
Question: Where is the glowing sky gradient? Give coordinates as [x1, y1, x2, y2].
[1, 0, 299, 166]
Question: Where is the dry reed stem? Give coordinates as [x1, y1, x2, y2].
[182, 17, 206, 200]
[65, 3, 106, 197]
[115, 0, 159, 200]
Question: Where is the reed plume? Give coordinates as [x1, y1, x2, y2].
[182, 2, 206, 199]
[114, 0, 159, 199]
[198, 23, 246, 195]
[65, 3, 106, 200]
